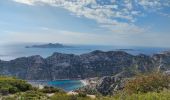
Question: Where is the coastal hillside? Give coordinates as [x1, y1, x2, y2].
[0, 50, 170, 80]
[1, 0, 170, 99]
[0, 73, 170, 100]
[0, 76, 92, 100]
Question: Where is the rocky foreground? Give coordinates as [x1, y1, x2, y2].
[0, 50, 170, 80]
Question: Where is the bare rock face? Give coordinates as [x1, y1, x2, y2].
[152, 53, 170, 71]
[0, 55, 50, 80]
[97, 76, 126, 95]
[0, 50, 170, 80]
[46, 53, 83, 80]
[25, 55, 49, 80]
[77, 72, 129, 96]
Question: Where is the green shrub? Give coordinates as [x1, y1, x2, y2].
[18, 90, 48, 100]
[0, 76, 33, 95]
[124, 73, 170, 94]
[50, 93, 71, 100]
[9, 87, 19, 94]
[1, 96, 16, 100]
[118, 90, 170, 100]
[40, 86, 65, 93]
[0, 87, 9, 95]
[50, 93, 92, 100]
[96, 90, 170, 100]
[78, 92, 87, 97]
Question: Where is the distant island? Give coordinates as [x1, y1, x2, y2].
[116, 49, 135, 51]
[25, 43, 72, 48]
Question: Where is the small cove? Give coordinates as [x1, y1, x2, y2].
[29, 80, 85, 91]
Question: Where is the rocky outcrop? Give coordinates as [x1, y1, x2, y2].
[0, 50, 170, 80]
[96, 75, 126, 96]
[152, 52, 170, 72]
[77, 72, 130, 96]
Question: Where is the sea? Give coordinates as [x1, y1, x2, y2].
[0, 43, 170, 91]
[48, 80, 84, 91]
[28, 80, 84, 91]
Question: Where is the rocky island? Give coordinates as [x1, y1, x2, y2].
[25, 43, 71, 48]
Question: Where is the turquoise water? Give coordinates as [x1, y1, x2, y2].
[29, 80, 84, 91]
[47, 80, 84, 91]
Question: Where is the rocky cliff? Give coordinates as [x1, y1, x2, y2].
[0, 50, 170, 80]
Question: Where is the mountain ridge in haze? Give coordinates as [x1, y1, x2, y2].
[0, 50, 169, 80]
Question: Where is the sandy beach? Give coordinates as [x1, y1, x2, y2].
[80, 79, 89, 86]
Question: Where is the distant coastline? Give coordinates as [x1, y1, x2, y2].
[116, 49, 135, 51]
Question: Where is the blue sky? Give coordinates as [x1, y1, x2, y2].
[0, 0, 170, 47]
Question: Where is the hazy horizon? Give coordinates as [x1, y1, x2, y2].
[0, 0, 170, 47]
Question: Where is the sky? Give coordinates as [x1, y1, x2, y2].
[0, 0, 170, 47]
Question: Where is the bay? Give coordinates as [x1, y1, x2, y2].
[48, 80, 84, 91]
[29, 80, 84, 92]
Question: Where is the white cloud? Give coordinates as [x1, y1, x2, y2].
[158, 12, 170, 18]
[12, 0, 170, 34]
[13, 0, 34, 5]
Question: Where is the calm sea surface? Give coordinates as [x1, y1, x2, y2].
[1, 43, 170, 91]
[48, 80, 84, 91]
[29, 80, 84, 91]
[0, 43, 169, 61]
